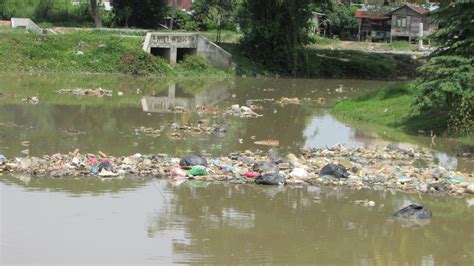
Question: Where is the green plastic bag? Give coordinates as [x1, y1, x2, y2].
[188, 167, 206, 176]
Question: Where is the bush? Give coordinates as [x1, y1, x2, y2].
[112, 0, 168, 29]
[411, 1, 474, 136]
[119, 50, 170, 75]
[327, 4, 358, 40]
[173, 9, 199, 31]
[0, 0, 94, 27]
[178, 55, 212, 72]
[411, 56, 473, 136]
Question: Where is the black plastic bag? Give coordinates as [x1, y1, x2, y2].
[179, 155, 208, 168]
[252, 161, 279, 174]
[319, 163, 349, 178]
[255, 173, 286, 185]
[393, 204, 432, 219]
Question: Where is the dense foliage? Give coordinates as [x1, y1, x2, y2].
[189, 0, 239, 31]
[309, 0, 358, 40]
[411, 1, 473, 136]
[239, 0, 311, 76]
[326, 3, 358, 40]
[112, 0, 168, 29]
[0, 0, 96, 26]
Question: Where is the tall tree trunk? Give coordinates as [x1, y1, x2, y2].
[90, 0, 102, 28]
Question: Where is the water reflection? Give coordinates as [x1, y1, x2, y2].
[0, 174, 148, 196]
[142, 82, 230, 113]
[145, 181, 474, 264]
[2, 177, 473, 264]
[0, 74, 472, 171]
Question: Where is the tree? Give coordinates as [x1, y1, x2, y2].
[190, 0, 239, 34]
[239, 0, 311, 76]
[112, 0, 168, 29]
[411, 1, 473, 136]
[90, 0, 102, 27]
[327, 3, 358, 40]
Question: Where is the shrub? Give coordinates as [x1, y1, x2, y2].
[178, 55, 212, 72]
[411, 1, 474, 136]
[118, 50, 170, 75]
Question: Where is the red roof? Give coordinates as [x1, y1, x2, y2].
[408, 5, 429, 14]
[354, 10, 388, 20]
[168, 0, 192, 11]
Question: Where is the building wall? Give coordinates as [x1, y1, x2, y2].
[390, 6, 431, 39]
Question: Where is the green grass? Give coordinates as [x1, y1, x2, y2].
[298, 48, 419, 79]
[219, 43, 271, 77]
[0, 29, 418, 80]
[380, 41, 417, 52]
[219, 43, 419, 79]
[0, 30, 228, 77]
[308, 37, 418, 52]
[332, 83, 474, 147]
[201, 30, 243, 44]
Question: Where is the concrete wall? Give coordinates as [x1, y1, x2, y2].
[11, 18, 43, 34]
[11, 18, 56, 35]
[390, 6, 435, 39]
[196, 35, 233, 69]
[143, 32, 233, 69]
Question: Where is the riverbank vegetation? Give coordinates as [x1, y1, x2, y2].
[410, 1, 473, 137]
[334, 0, 473, 140]
[0, 0, 471, 139]
[332, 83, 473, 146]
[0, 30, 226, 77]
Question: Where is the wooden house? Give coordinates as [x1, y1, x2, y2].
[388, 4, 437, 42]
[310, 12, 329, 36]
[354, 10, 391, 42]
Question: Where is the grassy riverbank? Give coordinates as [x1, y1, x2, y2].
[0, 28, 419, 80]
[332, 84, 474, 147]
[221, 43, 419, 79]
[0, 30, 228, 77]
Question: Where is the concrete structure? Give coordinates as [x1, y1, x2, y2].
[143, 32, 233, 69]
[141, 82, 230, 113]
[11, 18, 56, 34]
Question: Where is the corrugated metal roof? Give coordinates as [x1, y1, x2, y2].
[354, 10, 389, 20]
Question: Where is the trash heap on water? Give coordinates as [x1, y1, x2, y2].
[57, 88, 113, 97]
[1, 144, 473, 196]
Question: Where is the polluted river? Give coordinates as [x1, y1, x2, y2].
[1, 73, 473, 264]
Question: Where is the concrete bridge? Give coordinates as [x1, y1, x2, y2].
[142, 32, 233, 69]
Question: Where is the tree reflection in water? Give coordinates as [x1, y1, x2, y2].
[146, 181, 474, 264]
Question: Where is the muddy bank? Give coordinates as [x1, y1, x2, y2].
[2, 145, 473, 196]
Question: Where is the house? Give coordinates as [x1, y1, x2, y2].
[387, 4, 437, 42]
[309, 12, 329, 36]
[168, 0, 193, 12]
[354, 10, 391, 42]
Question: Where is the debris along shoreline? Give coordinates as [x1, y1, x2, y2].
[1, 145, 473, 196]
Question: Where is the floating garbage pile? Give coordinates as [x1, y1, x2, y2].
[224, 104, 263, 118]
[57, 88, 113, 97]
[1, 145, 473, 196]
[21, 96, 39, 104]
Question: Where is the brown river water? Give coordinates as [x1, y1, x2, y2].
[1, 74, 473, 264]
